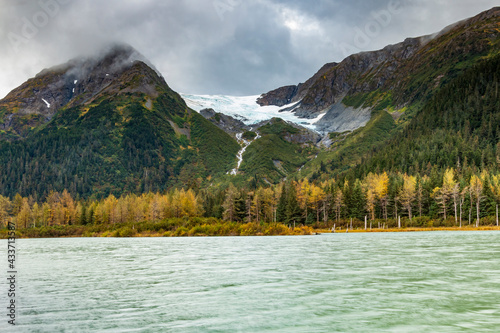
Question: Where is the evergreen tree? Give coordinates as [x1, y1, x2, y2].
[80, 205, 88, 225]
[276, 184, 288, 223]
[285, 184, 302, 226]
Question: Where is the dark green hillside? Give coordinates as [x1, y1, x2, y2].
[0, 59, 239, 200]
[239, 119, 317, 183]
[351, 54, 500, 179]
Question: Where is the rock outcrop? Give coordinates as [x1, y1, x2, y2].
[200, 108, 250, 134]
[256, 85, 301, 107]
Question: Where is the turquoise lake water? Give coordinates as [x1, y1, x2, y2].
[2, 231, 500, 332]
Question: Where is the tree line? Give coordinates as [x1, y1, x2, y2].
[3, 167, 500, 230]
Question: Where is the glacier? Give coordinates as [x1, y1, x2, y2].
[181, 94, 325, 131]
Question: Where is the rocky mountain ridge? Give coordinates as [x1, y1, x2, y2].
[258, 7, 500, 124]
[0, 44, 163, 139]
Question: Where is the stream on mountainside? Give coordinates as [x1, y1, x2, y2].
[229, 131, 261, 175]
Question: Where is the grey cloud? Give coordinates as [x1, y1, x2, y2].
[0, 0, 498, 99]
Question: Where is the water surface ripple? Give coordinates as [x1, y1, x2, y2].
[3, 231, 500, 332]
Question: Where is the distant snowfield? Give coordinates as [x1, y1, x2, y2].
[180, 94, 325, 130]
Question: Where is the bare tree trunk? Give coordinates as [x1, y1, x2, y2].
[395, 202, 398, 224]
[459, 201, 462, 228]
[323, 200, 327, 223]
[454, 198, 457, 226]
[469, 192, 473, 225]
[256, 202, 259, 223]
[476, 199, 480, 228]
[247, 198, 252, 223]
[381, 199, 387, 220]
[365, 216, 367, 230]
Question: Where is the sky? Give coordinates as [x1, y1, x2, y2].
[0, 0, 498, 98]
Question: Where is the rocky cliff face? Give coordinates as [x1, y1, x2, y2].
[200, 108, 250, 134]
[256, 85, 300, 107]
[315, 103, 372, 134]
[258, 36, 429, 119]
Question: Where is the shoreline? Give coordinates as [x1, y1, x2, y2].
[1, 225, 500, 239]
[316, 226, 500, 234]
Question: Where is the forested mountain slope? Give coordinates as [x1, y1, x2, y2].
[0, 46, 240, 200]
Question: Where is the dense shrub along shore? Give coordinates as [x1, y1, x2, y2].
[0, 218, 314, 238]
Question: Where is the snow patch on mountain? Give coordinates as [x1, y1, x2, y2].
[181, 94, 325, 130]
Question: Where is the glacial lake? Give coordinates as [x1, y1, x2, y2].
[2, 231, 500, 332]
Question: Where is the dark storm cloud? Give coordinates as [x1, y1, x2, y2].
[0, 0, 498, 98]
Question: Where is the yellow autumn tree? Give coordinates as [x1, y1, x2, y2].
[223, 184, 239, 222]
[363, 173, 378, 220]
[332, 188, 344, 223]
[103, 194, 118, 224]
[399, 174, 417, 222]
[470, 173, 484, 227]
[490, 174, 500, 226]
[147, 193, 162, 221]
[296, 179, 311, 220]
[180, 189, 204, 217]
[259, 187, 276, 223]
[0, 195, 11, 228]
[60, 190, 77, 225]
[16, 197, 32, 229]
[375, 172, 389, 220]
[433, 168, 456, 220]
[309, 184, 326, 223]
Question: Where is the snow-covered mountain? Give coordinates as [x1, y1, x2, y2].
[181, 94, 325, 131]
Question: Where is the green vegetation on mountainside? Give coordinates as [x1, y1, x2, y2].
[299, 110, 396, 181]
[343, 11, 499, 116]
[239, 119, 317, 184]
[350, 53, 500, 180]
[0, 90, 239, 200]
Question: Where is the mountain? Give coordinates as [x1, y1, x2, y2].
[0, 45, 159, 140]
[253, 7, 500, 181]
[0, 8, 499, 201]
[259, 7, 500, 133]
[350, 51, 500, 180]
[0, 45, 240, 199]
